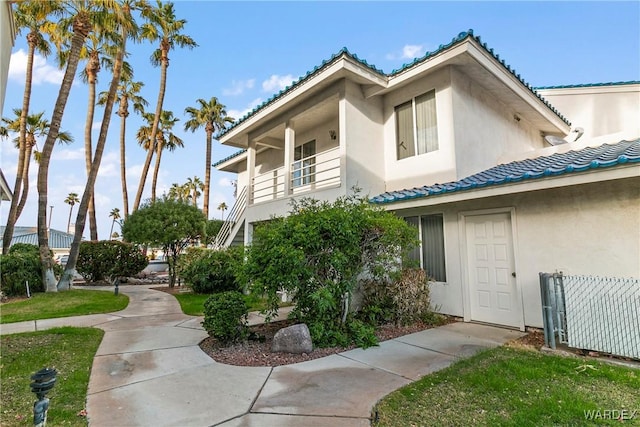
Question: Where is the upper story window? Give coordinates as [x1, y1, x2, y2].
[395, 90, 438, 160]
[293, 140, 316, 187]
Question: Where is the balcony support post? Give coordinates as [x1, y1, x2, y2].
[284, 121, 295, 196]
[247, 140, 256, 204]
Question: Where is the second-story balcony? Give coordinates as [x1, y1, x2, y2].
[250, 146, 341, 204]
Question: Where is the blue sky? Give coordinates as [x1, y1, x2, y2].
[2, 1, 639, 240]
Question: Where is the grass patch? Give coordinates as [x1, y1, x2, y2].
[374, 346, 640, 426]
[174, 292, 279, 316]
[0, 327, 104, 426]
[1, 290, 128, 324]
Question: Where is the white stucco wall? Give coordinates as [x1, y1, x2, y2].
[382, 67, 458, 191]
[538, 84, 640, 143]
[343, 79, 386, 197]
[392, 176, 640, 328]
[1, 0, 15, 116]
[450, 67, 545, 179]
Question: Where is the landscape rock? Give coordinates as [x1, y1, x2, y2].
[271, 323, 313, 354]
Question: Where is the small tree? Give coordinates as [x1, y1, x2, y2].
[203, 219, 223, 247]
[243, 191, 418, 347]
[121, 198, 206, 287]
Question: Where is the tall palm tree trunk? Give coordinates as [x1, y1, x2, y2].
[15, 140, 34, 219]
[2, 34, 36, 254]
[67, 205, 73, 233]
[59, 24, 126, 290]
[203, 126, 212, 218]
[119, 99, 129, 218]
[84, 51, 99, 240]
[133, 42, 168, 211]
[38, 12, 91, 292]
[151, 141, 163, 202]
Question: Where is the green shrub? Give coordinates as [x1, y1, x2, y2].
[243, 191, 417, 348]
[361, 268, 434, 326]
[0, 244, 64, 295]
[0, 249, 44, 296]
[8, 243, 41, 256]
[202, 291, 248, 343]
[76, 241, 148, 283]
[180, 247, 242, 294]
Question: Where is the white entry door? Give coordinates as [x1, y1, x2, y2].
[465, 213, 522, 328]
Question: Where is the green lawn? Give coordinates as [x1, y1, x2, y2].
[173, 292, 277, 316]
[374, 346, 640, 426]
[0, 290, 128, 324]
[0, 327, 104, 426]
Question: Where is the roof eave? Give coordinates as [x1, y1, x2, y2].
[215, 151, 247, 172]
[219, 55, 387, 147]
[377, 164, 639, 210]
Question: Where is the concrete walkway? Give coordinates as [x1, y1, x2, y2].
[1, 285, 524, 427]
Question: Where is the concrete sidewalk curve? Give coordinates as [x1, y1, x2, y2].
[2, 285, 525, 426]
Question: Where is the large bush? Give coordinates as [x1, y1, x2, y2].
[360, 268, 435, 326]
[243, 191, 418, 347]
[179, 247, 242, 294]
[1, 244, 45, 296]
[76, 241, 148, 283]
[202, 291, 248, 343]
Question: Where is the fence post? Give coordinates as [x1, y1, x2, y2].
[539, 273, 556, 349]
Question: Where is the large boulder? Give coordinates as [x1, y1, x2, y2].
[271, 323, 313, 354]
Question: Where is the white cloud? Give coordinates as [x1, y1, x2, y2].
[228, 97, 263, 120]
[402, 44, 425, 59]
[97, 151, 119, 178]
[92, 121, 102, 130]
[262, 74, 295, 93]
[217, 177, 233, 188]
[222, 79, 255, 96]
[385, 44, 426, 61]
[8, 49, 65, 85]
[54, 148, 85, 161]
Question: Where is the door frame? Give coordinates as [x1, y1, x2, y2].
[458, 207, 525, 331]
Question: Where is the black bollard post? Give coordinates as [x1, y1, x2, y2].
[31, 368, 57, 427]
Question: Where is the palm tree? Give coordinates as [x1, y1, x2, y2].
[109, 207, 121, 239]
[136, 111, 183, 203]
[54, 29, 118, 240]
[167, 182, 189, 202]
[98, 73, 147, 220]
[35, 2, 101, 291]
[184, 97, 234, 219]
[185, 176, 203, 207]
[56, 0, 140, 291]
[2, 0, 59, 255]
[217, 202, 228, 220]
[132, 0, 197, 212]
[64, 192, 80, 233]
[80, 32, 120, 240]
[1, 109, 73, 222]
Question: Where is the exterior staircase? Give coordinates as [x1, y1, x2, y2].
[212, 186, 247, 249]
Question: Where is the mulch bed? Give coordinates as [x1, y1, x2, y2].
[199, 319, 445, 367]
[152, 285, 552, 367]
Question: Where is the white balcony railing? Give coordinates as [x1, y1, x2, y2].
[250, 147, 341, 204]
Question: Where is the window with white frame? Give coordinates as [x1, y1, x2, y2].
[292, 140, 316, 187]
[404, 214, 446, 282]
[395, 90, 438, 160]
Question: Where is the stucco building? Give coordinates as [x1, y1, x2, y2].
[214, 30, 640, 330]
